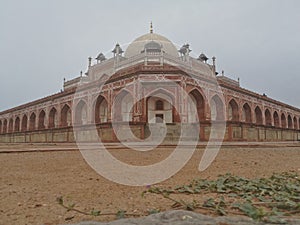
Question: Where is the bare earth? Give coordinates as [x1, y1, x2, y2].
[0, 143, 299, 225]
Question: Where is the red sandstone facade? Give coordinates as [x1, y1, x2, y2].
[0, 31, 299, 143]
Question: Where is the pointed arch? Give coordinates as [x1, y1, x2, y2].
[38, 110, 46, 129]
[255, 106, 263, 125]
[242, 103, 252, 123]
[49, 107, 58, 128]
[75, 100, 88, 125]
[8, 118, 13, 133]
[21, 115, 28, 131]
[113, 90, 134, 122]
[273, 111, 280, 127]
[14, 117, 20, 132]
[281, 113, 287, 128]
[29, 112, 36, 131]
[228, 99, 239, 121]
[94, 95, 108, 124]
[3, 119, 7, 133]
[293, 116, 297, 130]
[61, 104, 72, 127]
[287, 115, 293, 129]
[210, 95, 225, 121]
[147, 87, 175, 101]
[188, 89, 205, 122]
[265, 109, 272, 126]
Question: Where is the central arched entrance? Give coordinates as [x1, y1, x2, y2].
[146, 91, 174, 123]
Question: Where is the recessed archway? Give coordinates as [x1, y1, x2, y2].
[61, 104, 72, 127]
[0, 120, 2, 134]
[75, 100, 88, 125]
[293, 116, 297, 130]
[281, 113, 287, 128]
[3, 119, 7, 134]
[188, 89, 206, 123]
[38, 110, 46, 129]
[21, 115, 28, 132]
[210, 95, 225, 121]
[273, 111, 280, 127]
[255, 106, 263, 125]
[187, 94, 198, 123]
[49, 107, 58, 128]
[14, 117, 20, 132]
[29, 113, 36, 131]
[287, 115, 293, 129]
[113, 90, 134, 122]
[265, 109, 272, 126]
[228, 99, 239, 121]
[8, 118, 13, 133]
[146, 90, 173, 123]
[242, 103, 252, 123]
[94, 95, 108, 124]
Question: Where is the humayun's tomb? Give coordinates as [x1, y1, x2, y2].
[0, 25, 299, 143]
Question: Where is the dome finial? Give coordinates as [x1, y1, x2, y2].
[150, 21, 153, 33]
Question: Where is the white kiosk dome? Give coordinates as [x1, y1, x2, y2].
[124, 32, 179, 58]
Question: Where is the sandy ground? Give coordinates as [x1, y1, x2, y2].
[0, 143, 299, 225]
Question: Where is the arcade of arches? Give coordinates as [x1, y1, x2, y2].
[0, 83, 299, 143]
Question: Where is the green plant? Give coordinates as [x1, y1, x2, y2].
[56, 196, 141, 219]
[142, 172, 300, 222]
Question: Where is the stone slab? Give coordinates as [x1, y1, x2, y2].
[63, 210, 300, 225]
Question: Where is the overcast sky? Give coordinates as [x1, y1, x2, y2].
[0, 0, 299, 111]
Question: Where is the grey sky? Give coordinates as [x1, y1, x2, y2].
[0, 0, 299, 111]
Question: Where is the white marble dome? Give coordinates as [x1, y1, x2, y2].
[124, 33, 179, 58]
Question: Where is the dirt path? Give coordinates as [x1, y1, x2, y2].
[0, 144, 299, 225]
